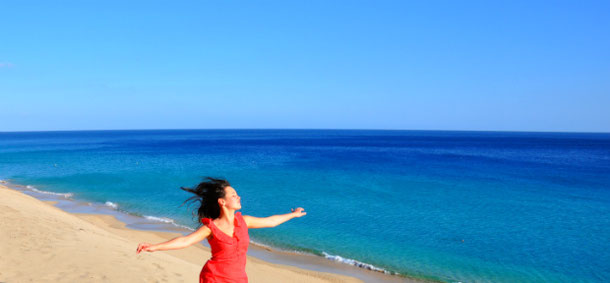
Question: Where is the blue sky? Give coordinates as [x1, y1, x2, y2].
[1, 0, 609, 132]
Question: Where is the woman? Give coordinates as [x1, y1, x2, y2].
[136, 177, 306, 282]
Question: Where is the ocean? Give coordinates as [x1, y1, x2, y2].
[1, 129, 608, 282]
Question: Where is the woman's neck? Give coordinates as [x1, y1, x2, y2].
[217, 209, 235, 225]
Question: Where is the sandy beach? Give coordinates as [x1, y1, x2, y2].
[0, 184, 365, 282]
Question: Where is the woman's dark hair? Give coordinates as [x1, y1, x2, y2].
[181, 177, 230, 222]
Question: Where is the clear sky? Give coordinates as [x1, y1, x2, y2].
[1, 0, 609, 132]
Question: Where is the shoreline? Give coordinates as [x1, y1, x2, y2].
[1, 182, 421, 283]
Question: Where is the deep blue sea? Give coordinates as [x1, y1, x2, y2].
[1, 130, 609, 282]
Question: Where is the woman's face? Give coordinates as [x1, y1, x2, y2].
[222, 186, 241, 210]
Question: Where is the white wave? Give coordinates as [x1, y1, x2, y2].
[0, 179, 7, 184]
[322, 252, 396, 274]
[26, 185, 73, 198]
[104, 201, 118, 209]
[144, 215, 175, 223]
[143, 215, 194, 231]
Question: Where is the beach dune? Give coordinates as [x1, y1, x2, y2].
[0, 185, 362, 282]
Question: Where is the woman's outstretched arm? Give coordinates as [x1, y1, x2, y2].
[243, 207, 306, 229]
[136, 225, 211, 254]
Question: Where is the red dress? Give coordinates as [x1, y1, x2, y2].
[200, 212, 250, 283]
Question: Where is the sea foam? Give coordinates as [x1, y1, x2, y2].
[144, 215, 194, 231]
[26, 185, 74, 198]
[322, 252, 396, 275]
[104, 201, 119, 209]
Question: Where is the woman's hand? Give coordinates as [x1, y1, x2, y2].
[136, 242, 155, 254]
[135, 226, 211, 254]
[291, 207, 307, 217]
[244, 208, 307, 228]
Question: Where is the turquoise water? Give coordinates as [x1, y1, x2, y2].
[1, 130, 609, 282]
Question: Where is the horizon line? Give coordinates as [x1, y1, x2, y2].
[1, 128, 609, 134]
